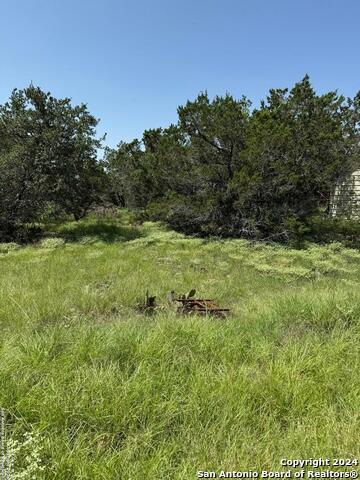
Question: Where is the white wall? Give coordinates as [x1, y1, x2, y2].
[331, 170, 360, 218]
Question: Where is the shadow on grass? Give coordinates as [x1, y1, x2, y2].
[54, 221, 144, 244]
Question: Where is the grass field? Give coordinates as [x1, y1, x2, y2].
[0, 211, 360, 479]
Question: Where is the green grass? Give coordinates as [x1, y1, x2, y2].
[0, 212, 360, 479]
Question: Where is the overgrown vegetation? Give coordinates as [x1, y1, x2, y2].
[0, 78, 359, 476]
[105, 76, 360, 241]
[0, 85, 104, 242]
[0, 215, 359, 478]
[1, 76, 359, 244]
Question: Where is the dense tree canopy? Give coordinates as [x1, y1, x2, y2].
[231, 76, 360, 240]
[0, 86, 104, 240]
[106, 76, 360, 241]
[1, 77, 359, 243]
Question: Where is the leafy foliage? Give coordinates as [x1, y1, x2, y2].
[2, 77, 359, 243]
[106, 77, 360, 242]
[0, 85, 104, 240]
[233, 76, 360, 240]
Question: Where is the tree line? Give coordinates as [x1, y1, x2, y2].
[1, 76, 359, 242]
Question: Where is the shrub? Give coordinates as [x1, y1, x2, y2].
[0, 242, 21, 253]
[307, 217, 360, 247]
[39, 237, 66, 249]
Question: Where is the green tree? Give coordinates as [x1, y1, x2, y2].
[105, 77, 360, 242]
[105, 125, 190, 216]
[0, 85, 104, 240]
[233, 75, 360, 240]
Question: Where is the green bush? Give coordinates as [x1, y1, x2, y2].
[0, 242, 21, 253]
[39, 238, 66, 249]
[307, 217, 360, 247]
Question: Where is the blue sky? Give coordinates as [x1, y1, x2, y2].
[1, 0, 359, 148]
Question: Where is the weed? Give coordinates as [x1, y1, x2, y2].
[0, 216, 359, 478]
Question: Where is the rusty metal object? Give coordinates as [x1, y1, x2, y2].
[137, 290, 157, 315]
[175, 297, 230, 317]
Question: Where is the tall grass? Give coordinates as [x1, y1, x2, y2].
[0, 215, 359, 478]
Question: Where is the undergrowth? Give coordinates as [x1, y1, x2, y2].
[0, 213, 359, 479]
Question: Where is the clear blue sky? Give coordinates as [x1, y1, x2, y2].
[1, 0, 359, 148]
